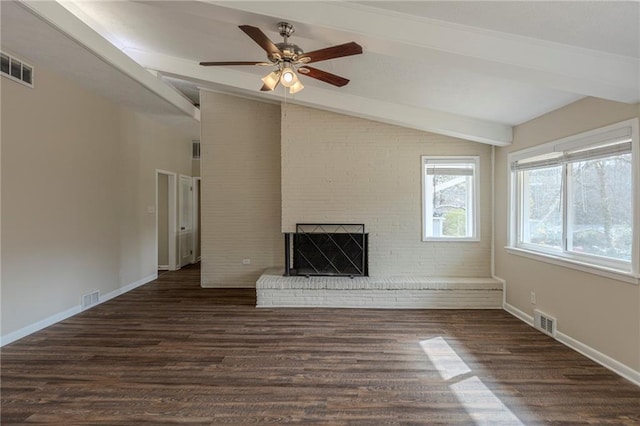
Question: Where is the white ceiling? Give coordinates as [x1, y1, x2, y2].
[1, 1, 200, 138]
[364, 1, 640, 58]
[3, 1, 639, 145]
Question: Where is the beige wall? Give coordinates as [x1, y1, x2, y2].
[494, 97, 640, 372]
[192, 159, 200, 177]
[200, 91, 282, 287]
[1, 59, 192, 337]
[118, 109, 192, 284]
[281, 104, 492, 277]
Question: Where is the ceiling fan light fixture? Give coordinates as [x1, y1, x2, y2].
[261, 70, 281, 91]
[280, 67, 297, 87]
[289, 80, 304, 94]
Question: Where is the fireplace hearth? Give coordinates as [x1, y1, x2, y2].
[284, 224, 368, 277]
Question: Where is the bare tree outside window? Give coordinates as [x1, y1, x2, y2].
[522, 166, 563, 249]
[569, 154, 632, 261]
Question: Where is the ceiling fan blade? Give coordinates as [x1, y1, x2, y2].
[239, 25, 283, 58]
[200, 61, 268, 66]
[299, 42, 362, 64]
[298, 66, 350, 87]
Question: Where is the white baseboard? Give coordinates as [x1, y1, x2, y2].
[0, 273, 157, 347]
[504, 301, 639, 387]
[100, 273, 157, 304]
[555, 331, 640, 386]
[158, 265, 170, 271]
[0, 305, 82, 347]
[503, 301, 534, 326]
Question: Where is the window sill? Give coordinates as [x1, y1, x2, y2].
[424, 237, 480, 242]
[504, 246, 639, 285]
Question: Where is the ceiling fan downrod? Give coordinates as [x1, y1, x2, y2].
[275, 22, 304, 60]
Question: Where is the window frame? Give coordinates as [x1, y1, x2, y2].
[421, 155, 480, 242]
[507, 119, 640, 284]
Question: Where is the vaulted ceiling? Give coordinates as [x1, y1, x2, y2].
[3, 1, 639, 145]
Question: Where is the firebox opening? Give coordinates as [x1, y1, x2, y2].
[284, 224, 369, 277]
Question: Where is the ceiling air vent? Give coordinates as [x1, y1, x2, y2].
[534, 309, 557, 337]
[192, 140, 201, 160]
[1, 51, 34, 87]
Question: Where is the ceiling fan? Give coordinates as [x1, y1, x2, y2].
[200, 22, 363, 94]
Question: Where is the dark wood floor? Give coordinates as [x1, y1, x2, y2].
[2, 264, 639, 425]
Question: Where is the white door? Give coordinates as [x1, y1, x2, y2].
[179, 175, 194, 267]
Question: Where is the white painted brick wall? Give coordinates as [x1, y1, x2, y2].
[281, 104, 492, 277]
[200, 91, 283, 287]
[257, 289, 502, 309]
[200, 96, 493, 288]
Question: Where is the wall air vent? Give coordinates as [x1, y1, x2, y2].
[81, 290, 100, 310]
[192, 140, 201, 160]
[1, 51, 34, 87]
[534, 309, 557, 337]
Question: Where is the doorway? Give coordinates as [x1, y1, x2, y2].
[156, 170, 177, 271]
[179, 174, 195, 267]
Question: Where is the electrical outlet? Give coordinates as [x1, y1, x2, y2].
[242, 258, 251, 265]
[530, 291, 536, 304]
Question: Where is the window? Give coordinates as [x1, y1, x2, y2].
[0, 53, 9, 75]
[508, 119, 639, 278]
[422, 156, 479, 241]
[1, 51, 34, 87]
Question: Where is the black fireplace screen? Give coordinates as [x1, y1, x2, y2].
[284, 224, 368, 277]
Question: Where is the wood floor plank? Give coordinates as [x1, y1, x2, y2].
[2, 263, 639, 424]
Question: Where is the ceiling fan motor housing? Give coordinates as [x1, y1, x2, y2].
[275, 43, 304, 59]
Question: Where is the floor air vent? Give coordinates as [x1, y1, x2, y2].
[534, 309, 556, 337]
[82, 290, 100, 310]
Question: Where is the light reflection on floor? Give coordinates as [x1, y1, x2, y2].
[420, 336, 471, 381]
[420, 336, 524, 426]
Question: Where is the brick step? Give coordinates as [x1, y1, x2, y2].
[256, 269, 503, 309]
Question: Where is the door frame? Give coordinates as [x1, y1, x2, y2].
[156, 169, 178, 271]
[192, 177, 202, 262]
